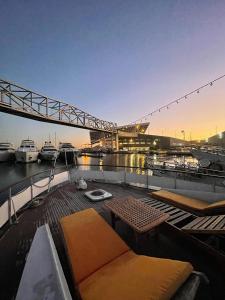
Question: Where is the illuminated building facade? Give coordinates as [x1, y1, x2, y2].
[90, 123, 185, 151]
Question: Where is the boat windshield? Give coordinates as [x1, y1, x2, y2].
[42, 148, 57, 151]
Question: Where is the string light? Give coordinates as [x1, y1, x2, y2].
[129, 73, 225, 125]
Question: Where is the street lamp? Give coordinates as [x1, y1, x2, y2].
[181, 130, 185, 141]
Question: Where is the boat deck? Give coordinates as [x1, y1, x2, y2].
[0, 181, 225, 299]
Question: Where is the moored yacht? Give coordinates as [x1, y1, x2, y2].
[191, 148, 225, 170]
[40, 141, 59, 161]
[16, 139, 39, 163]
[58, 142, 78, 163]
[0, 142, 15, 162]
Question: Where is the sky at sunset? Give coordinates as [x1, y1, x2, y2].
[1, 0, 225, 148]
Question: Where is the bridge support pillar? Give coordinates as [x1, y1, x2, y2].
[115, 132, 119, 151]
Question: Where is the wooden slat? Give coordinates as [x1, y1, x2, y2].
[160, 206, 176, 213]
[182, 217, 209, 230]
[151, 203, 167, 209]
[206, 215, 225, 230]
[215, 216, 225, 230]
[157, 204, 171, 210]
[150, 202, 164, 207]
[168, 211, 186, 221]
[167, 208, 182, 216]
[144, 199, 159, 205]
[182, 214, 225, 234]
[194, 216, 218, 230]
[169, 213, 192, 225]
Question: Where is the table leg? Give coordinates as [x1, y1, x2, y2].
[134, 230, 139, 250]
[111, 212, 116, 229]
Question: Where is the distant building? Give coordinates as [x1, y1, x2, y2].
[89, 123, 186, 151]
[208, 131, 225, 147]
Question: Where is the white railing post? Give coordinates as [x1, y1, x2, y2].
[8, 187, 18, 224]
[30, 176, 34, 201]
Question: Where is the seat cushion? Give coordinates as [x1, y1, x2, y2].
[151, 190, 208, 211]
[60, 208, 129, 283]
[205, 199, 225, 212]
[79, 250, 193, 300]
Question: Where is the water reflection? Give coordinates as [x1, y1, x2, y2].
[78, 154, 146, 174]
[0, 153, 197, 191]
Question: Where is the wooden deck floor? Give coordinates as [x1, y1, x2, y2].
[0, 181, 225, 300]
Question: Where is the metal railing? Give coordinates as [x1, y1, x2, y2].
[0, 78, 117, 132]
[0, 165, 70, 227]
[1, 162, 225, 229]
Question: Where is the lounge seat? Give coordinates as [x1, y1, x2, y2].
[151, 190, 225, 215]
[60, 208, 195, 300]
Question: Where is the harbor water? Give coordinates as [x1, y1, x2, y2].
[0, 153, 197, 191]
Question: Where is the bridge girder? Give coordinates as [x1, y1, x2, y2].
[0, 79, 117, 133]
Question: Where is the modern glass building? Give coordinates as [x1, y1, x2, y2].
[90, 123, 185, 151]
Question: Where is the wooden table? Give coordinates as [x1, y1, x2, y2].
[104, 196, 169, 247]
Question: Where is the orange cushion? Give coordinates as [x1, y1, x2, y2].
[207, 199, 225, 210]
[79, 250, 193, 300]
[151, 190, 208, 211]
[60, 208, 129, 283]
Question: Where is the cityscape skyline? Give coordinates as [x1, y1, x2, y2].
[1, 0, 225, 145]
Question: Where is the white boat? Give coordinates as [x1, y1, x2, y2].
[16, 140, 39, 163]
[0, 142, 15, 162]
[59, 142, 78, 164]
[191, 149, 225, 170]
[40, 141, 59, 161]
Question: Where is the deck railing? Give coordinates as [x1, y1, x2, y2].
[1, 163, 225, 229]
[0, 165, 70, 228]
[73, 163, 225, 192]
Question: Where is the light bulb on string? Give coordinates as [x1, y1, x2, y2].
[128, 73, 225, 126]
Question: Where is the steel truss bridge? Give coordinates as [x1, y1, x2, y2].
[0, 79, 117, 133]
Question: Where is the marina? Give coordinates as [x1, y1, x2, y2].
[1, 1, 225, 299]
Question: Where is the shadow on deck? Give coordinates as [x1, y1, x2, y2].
[0, 181, 224, 300]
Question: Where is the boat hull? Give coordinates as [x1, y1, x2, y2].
[40, 152, 59, 161]
[16, 151, 39, 163]
[192, 149, 225, 169]
[59, 151, 75, 163]
[0, 150, 15, 162]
